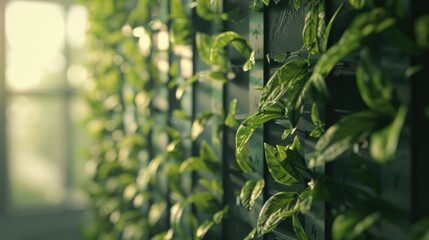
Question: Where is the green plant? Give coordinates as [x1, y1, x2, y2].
[82, 0, 428, 239]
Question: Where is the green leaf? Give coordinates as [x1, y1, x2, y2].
[409, 217, 429, 240]
[196, 32, 215, 65]
[243, 50, 256, 71]
[191, 112, 214, 141]
[179, 156, 221, 173]
[173, 109, 190, 120]
[206, 70, 228, 83]
[196, 0, 228, 21]
[149, 201, 167, 226]
[236, 102, 287, 173]
[370, 105, 408, 163]
[281, 128, 292, 140]
[176, 74, 199, 99]
[258, 59, 309, 110]
[310, 111, 379, 167]
[310, 103, 324, 138]
[225, 99, 238, 127]
[170, 6, 193, 47]
[292, 136, 301, 150]
[240, 179, 265, 210]
[198, 178, 212, 191]
[196, 220, 215, 239]
[415, 15, 429, 49]
[298, 187, 313, 213]
[166, 138, 181, 152]
[311, 102, 323, 127]
[213, 206, 229, 223]
[348, 0, 365, 9]
[210, 31, 252, 64]
[332, 210, 381, 240]
[200, 140, 219, 162]
[264, 143, 308, 185]
[356, 48, 395, 115]
[291, 0, 301, 10]
[309, 128, 322, 138]
[303, 1, 321, 54]
[292, 214, 308, 240]
[151, 231, 169, 240]
[191, 192, 220, 212]
[256, 192, 299, 236]
[322, 2, 344, 51]
[310, 8, 396, 96]
[262, 0, 270, 6]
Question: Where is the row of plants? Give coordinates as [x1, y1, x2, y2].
[234, 0, 429, 239]
[81, 0, 429, 239]
[82, 0, 235, 239]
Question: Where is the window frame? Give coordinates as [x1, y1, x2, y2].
[0, 0, 87, 238]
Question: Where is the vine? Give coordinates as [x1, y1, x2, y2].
[81, 0, 429, 239]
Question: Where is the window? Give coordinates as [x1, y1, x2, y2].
[0, 0, 89, 238]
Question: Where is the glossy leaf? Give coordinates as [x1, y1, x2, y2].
[191, 112, 214, 141]
[176, 74, 199, 100]
[257, 192, 299, 236]
[196, 32, 215, 65]
[236, 102, 286, 173]
[240, 179, 265, 210]
[310, 103, 324, 138]
[281, 128, 292, 140]
[310, 128, 322, 138]
[196, 220, 215, 239]
[210, 31, 252, 64]
[243, 50, 256, 71]
[322, 2, 344, 51]
[213, 206, 229, 223]
[357, 48, 395, 115]
[225, 99, 238, 127]
[332, 210, 381, 240]
[303, 0, 320, 54]
[264, 144, 308, 185]
[258, 59, 309, 110]
[310, 8, 396, 96]
[370, 105, 408, 163]
[310, 111, 379, 167]
[292, 136, 301, 151]
[311, 102, 323, 127]
[292, 214, 308, 240]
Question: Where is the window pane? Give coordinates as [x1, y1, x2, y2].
[7, 96, 66, 209]
[69, 96, 92, 206]
[5, 1, 65, 91]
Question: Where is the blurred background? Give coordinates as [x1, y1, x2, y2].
[0, 0, 90, 239]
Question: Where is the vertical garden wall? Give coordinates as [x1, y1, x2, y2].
[81, 0, 429, 239]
